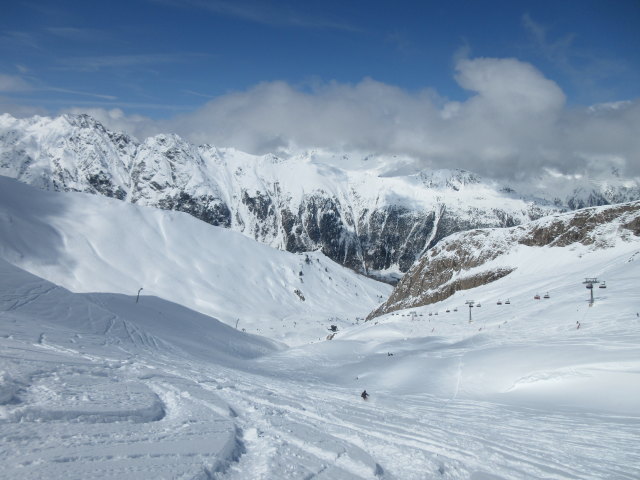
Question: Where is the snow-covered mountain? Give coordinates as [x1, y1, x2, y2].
[2, 166, 639, 478]
[0, 176, 390, 345]
[509, 167, 640, 210]
[0, 113, 585, 281]
[369, 200, 640, 317]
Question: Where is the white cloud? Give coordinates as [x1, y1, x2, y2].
[0, 74, 32, 92]
[454, 57, 566, 115]
[54, 56, 640, 181]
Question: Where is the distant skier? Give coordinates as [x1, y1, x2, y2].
[361, 390, 369, 400]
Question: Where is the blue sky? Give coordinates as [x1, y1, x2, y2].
[1, 0, 638, 116]
[1, 1, 639, 180]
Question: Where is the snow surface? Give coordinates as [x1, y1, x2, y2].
[1, 175, 640, 479]
[0, 176, 391, 346]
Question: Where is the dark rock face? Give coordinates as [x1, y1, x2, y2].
[358, 207, 436, 273]
[368, 201, 640, 318]
[241, 190, 278, 239]
[237, 195, 532, 280]
[87, 172, 126, 200]
[624, 216, 640, 236]
[277, 195, 363, 271]
[242, 190, 274, 222]
[157, 192, 231, 227]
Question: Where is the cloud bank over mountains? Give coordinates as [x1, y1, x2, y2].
[62, 56, 640, 181]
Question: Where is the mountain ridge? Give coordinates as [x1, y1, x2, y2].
[368, 200, 640, 318]
[2, 112, 638, 280]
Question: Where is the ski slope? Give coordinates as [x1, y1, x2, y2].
[1, 176, 639, 479]
[0, 176, 391, 346]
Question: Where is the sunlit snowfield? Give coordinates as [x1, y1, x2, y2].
[1, 178, 639, 479]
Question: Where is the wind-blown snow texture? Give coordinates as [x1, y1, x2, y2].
[1, 175, 640, 479]
[9, 112, 633, 281]
[0, 176, 390, 345]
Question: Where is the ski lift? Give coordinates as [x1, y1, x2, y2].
[534, 294, 541, 300]
[505, 299, 510, 305]
[446, 309, 450, 313]
[428, 312, 432, 316]
[543, 292, 550, 299]
[453, 308, 458, 312]
[497, 300, 502, 305]
[599, 281, 607, 289]
[434, 312, 439, 316]
[476, 304, 481, 307]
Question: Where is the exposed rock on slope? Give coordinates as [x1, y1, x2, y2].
[368, 201, 640, 318]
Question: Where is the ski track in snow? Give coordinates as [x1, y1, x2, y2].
[2, 273, 640, 480]
[153, 357, 640, 480]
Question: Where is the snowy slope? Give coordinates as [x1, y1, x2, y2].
[0, 176, 391, 346]
[243, 229, 640, 478]
[1, 180, 639, 478]
[0, 258, 270, 478]
[332, 236, 640, 414]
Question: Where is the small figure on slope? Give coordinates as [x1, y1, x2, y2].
[361, 390, 369, 400]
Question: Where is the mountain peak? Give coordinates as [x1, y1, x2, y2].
[1, 113, 639, 279]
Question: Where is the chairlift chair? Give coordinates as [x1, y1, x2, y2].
[599, 281, 607, 289]
[497, 300, 502, 305]
[534, 294, 541, 300]
[543, 292, 550, 299]
[505, 299, 511, 304]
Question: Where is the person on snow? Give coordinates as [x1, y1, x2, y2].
[361, 390, 369, 400]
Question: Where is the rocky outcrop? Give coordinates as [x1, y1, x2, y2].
[368, 201, 640, 318]
[519, 202, 640, 248]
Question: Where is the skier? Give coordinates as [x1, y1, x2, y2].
[361, 390, 369, 400]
